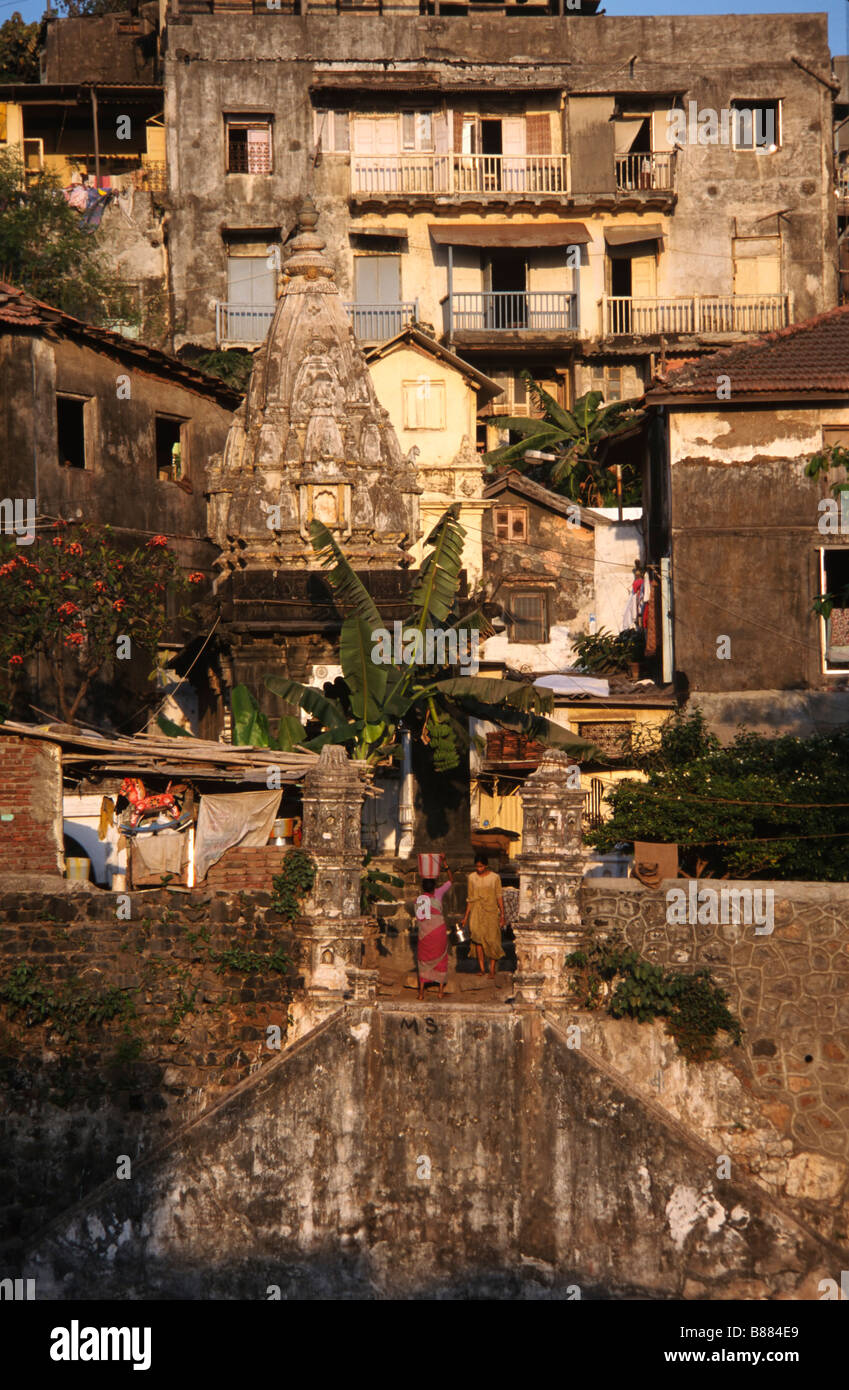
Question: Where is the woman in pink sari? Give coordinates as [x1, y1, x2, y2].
[415, 863, 453, 1001]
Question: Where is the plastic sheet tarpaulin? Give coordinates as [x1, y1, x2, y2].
[193, 790, 281, 883]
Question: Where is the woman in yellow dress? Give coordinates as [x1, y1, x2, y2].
[462, 852, 504, 976]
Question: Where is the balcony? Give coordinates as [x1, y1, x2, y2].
[343, 300, 418, 342]
[214, 300, 416, 347]
[837, 164, 849, 199]
[614, 152, 675, 193]
[601, 293, 790, 338]
[446, 290, 578, 342]
[351, 154, 570, 200]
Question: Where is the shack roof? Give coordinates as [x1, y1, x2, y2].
[0, 283, 242, 410]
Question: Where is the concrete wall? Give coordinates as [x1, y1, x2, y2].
[164, 11, 836, 355]
[21, 1003, 844, 1298]
[666, 403, 849, 700]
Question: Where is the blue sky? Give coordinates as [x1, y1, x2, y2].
[1, 0, 847, 54]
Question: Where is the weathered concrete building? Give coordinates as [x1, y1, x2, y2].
[646, 304, 849, 737]
[164, 2, 837, 426]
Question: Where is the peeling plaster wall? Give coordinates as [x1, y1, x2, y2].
[22, 1004, 845, 1299]
[667, 406, 849, 699]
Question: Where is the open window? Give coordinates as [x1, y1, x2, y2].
[226, 116, 273, 173]
[155, 415, 187, 483]
[819, 548, 849, 673]
[506, 589, 548, 644]
[56, 395, 89, 470]
[731, 100, 780, 152]
[313, 109, 350, 153]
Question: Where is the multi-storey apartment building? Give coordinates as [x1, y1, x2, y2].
[164, 2, 836, 431]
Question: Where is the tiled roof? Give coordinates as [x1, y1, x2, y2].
[648, 304, 849, 399]
[0, 281, 242, 408]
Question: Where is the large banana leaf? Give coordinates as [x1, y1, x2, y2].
[341, 614, 387, 722]
[309, 519, 382, 629]
[572, 390, 605, 434]
[410, 505, 466, 630]
[275, 715, 309, 752]
[483, 430, 568, 466]
[264, 675, 350, 731]
[520, 370, 580, 435]
[434, 675, 554, 716]
[231, 683, 271, 747]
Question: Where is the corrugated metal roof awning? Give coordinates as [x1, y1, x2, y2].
[604, 224, 664, 247]
[430, 223, 591, 248]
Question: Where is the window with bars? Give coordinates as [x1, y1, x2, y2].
[506, 590, 548, 644]
[226, 118, 273, 174]
[313, 109, 350, 153]
[493, 506, 528, 543]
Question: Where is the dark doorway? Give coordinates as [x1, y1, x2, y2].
[481, 119, 503, 155]
[156, 416, 184, 482]
[481, 119, 503, 191]
[486, 250, 527, 328]
[56, 396, 86, 470]
[609, 257, 632, 332]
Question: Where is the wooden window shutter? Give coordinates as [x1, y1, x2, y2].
[453, 111, 464, 153]
[525, 113, 551, 155]
[494, 508, 510, 540]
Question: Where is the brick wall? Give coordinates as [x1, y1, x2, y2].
[0, 737, 63, 877]
[204, 845, 292, 892]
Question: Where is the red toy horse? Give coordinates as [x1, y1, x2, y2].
[118, 778, 181, 829]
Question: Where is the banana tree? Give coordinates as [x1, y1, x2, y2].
[263, 508, 599, 771]
[483, 370, 644, 505]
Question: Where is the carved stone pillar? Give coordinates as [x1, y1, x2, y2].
[297, 745, 376, 1008]
[513, 751, 586, 1007]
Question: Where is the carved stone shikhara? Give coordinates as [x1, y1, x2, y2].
[513, 749, 586, 1006]
[207, 197, 421, 577]
[297, 744, 376, 1006]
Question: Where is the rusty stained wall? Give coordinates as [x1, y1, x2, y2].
[479, 485, 595, 669]
[666, 404, 849, 695]
[23, 1004, 845, 1299]
[164, 11, 835, 349]
[41, 9, 161, 86]
[0, 331, 233, 568]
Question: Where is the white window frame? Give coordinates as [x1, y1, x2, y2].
[225, 116, 273, 174]
[730, 99, 781, 153]
[401, 110, 434, 152]
[313, 108, 349, 154]
[493, 506, 528, 543]
[402, 378, 446, 431]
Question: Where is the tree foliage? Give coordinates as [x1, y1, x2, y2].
[0, 147, 137, 325]
[0, 13, 43, 83]
[1, 521, 192, 725]
[483, 371, 644, 505]
[591, 710, 849, 881]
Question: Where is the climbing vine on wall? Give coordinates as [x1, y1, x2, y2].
[566, 935, 743, 1063]
[271, 848, 317, 924]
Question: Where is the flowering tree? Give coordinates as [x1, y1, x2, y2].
[0, 522, 200, 725]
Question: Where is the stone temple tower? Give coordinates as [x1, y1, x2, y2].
[206, 198, 421, 695]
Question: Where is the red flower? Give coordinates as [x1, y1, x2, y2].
[188, 571, 205, 584]
[93, 580, 106, 593]
[52, 537, 63, 547]
[57, 601, 78, 617]
[66, 542, 83, 556]
[112, 598, 125, 612]
[8, 655, 23, 666]
[147, 535, 168, 548]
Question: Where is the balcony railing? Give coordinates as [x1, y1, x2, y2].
[215, 300, 417, 345]
[602, 293, 790, 337]
[838, 164, 849, 197]
[352, 153, 570, 197]
[215, 301, 276, 344]
[614, 151, 675, 193]
[447, 290, 578, 334]
[343, 300, 418, 340]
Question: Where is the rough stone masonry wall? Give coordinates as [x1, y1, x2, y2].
[0, 888, 297, 1265]
[0, 738, 63, 878]
[581, 880, 849, 1227]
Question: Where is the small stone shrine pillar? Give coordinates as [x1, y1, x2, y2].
[513, 751, 586, 1006]
[298, 745, 376, 1008]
